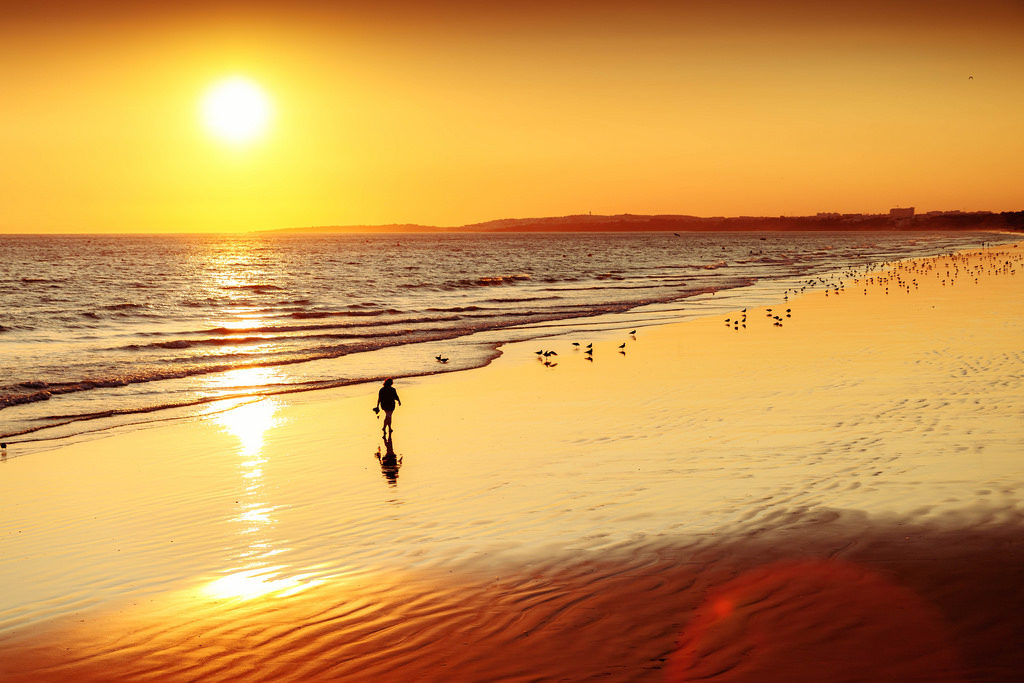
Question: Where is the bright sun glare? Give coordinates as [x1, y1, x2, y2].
[200, 77, 272, 143]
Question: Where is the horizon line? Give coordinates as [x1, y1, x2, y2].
[2, 208, 1021, 236]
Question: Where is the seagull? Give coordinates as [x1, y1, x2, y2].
[629, 330, 636, 335]
[618, 343, 626, 349]
[572, 342, 580, 347]
[534, 350, 544, 355]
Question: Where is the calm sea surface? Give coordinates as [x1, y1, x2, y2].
[1, 231, 1016, 446]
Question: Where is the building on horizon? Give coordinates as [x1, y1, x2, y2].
[889, 207, 915, 219]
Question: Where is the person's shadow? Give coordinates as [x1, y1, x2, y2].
[375, 433, 403, 487]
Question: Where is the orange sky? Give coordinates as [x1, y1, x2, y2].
[2, 0, 1022, 233]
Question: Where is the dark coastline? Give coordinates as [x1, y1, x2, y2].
[263, 210, 1024, 234]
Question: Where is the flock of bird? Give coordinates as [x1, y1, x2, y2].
[721, 243, 1022, 333]
[866, 246, 1021, 294]
[533, 329, 637, 367]
[434, 244, 1020, 366]
[724, 306, 793, 331]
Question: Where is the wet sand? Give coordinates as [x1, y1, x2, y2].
[1, 244, 1022, 681]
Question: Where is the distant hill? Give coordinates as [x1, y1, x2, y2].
[261, 211, 1024, 234]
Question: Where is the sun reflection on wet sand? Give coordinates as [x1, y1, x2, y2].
[202, 396, 326, 600]
[203, 566, 324, 601]
[214, 394, 280, 457]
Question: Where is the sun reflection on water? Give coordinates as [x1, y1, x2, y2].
[208, 364, 283, 392]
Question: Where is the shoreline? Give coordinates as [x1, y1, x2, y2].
[1, 243, 1022, 680]
[5, 230, 1018, 452]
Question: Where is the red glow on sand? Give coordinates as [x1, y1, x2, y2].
[667, 559, 964, 683]
[710, 597, 734, 619]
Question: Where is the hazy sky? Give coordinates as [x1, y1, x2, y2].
[2, 0, 1022, 233]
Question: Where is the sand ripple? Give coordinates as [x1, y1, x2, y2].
[1, 513, 1021, 681]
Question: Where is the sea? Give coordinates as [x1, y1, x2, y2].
[2, 230, 1018, 450]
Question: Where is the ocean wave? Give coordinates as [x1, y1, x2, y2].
[476, 273, 531, 285]
[551, 283, 681, 292]
[222, 284, 283, 292]
[201, 322, 371, 335]
[406, 274, 534, 291]
[180, 297, 220, 308]
[123, 316, 467, 346]
[1, 301, 655, 426]
[0, 390, 53, 408]
[737, 255, 800, 265]
[114, 317, 478, 352]
[461, 308, 582, 320]
[483, 295, 561, 304]
[123, 333, 343, 351]
[101, 302, 147, 311]
[290, 308, 401, 320]
[425, 305, 486, 312]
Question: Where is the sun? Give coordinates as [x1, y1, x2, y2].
[200, 77, 272, 143]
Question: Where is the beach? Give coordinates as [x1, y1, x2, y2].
[1, 243, 1022, 681]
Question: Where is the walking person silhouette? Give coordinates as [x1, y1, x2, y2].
[374, 378, 401, 436]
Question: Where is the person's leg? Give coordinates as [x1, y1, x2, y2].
[383, 410, 393, 433]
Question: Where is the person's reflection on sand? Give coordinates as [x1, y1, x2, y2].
[375, 433, 402, 486]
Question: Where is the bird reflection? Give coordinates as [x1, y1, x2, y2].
[375, 433, 403, 487]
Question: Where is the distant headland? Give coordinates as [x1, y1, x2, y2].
[263, 208, 1024, 234]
